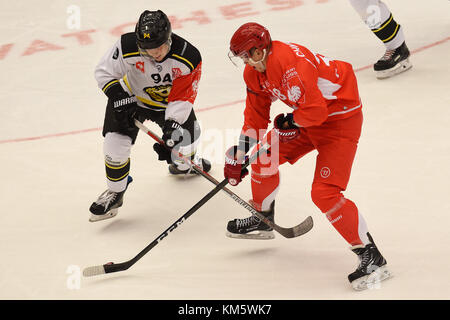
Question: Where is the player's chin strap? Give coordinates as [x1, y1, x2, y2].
[134, 119, 313, 239]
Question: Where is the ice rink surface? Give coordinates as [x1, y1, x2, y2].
[0, 0, 449, 300]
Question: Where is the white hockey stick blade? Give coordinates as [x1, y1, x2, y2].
[83, 265, 106, 277]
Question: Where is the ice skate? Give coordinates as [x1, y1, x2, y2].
[348, 232, 392, 290]
[226, 201, 275, 240]
[168, 156, 211, 175]
[89, 176, 133, 222]
[374, 41, 412, 79]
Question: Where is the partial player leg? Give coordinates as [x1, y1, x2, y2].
[348, 232, 392, 290]
[226, 200, 275, 240]
[90, 102, 139, 222]
[348, 0, 412, 78]
[225, 132, 314, 239]
[373, 41, 412, 79]
[309, 111, 391, 289]
[166, 110, 211, 175]
[89, 132, 134, 222]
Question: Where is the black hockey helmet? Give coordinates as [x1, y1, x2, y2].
[135, 10, 172, 50]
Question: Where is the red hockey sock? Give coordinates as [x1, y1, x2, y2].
[325, 198, 369, 246]
[251, 171, 280, 212]
[311, 183, 369, 246]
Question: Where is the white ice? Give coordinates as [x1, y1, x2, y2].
[0, 0, 449, 300]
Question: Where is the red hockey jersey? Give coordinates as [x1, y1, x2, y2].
[241, 41, 362, 141]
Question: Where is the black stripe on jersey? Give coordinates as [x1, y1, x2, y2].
[105, 158, 130, 182]
[372, 14, 401, 43]
[169, 33, 202, 71]
[121, 32, 140, 59]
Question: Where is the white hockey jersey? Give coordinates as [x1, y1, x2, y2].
[95, 33, 202, 124]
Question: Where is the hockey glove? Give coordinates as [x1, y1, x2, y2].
[162, 119, 184, 148]
[153, 143, 173, 164]
[111, 90, 138, 133]
[274, 113, 300, 143]
[224, 146, 249, 186]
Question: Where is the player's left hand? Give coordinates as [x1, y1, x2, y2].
[153, 143, 173, 164]
[274, 113, 300, 143]
[162, 119, 184, 148]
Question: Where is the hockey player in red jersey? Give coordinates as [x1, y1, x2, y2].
[89, 10, 211, 223]
[224, 22, 391, 290]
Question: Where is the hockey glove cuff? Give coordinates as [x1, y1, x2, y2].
[224, 146, 249, 186]
[162, 120, 184, 148]
[274, 113, 300, 143]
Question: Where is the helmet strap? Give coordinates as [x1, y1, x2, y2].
[248, 48, 267, 68]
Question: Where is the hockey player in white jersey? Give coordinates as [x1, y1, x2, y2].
[89, 10, 211, 222]
[349, 0, 412, 78]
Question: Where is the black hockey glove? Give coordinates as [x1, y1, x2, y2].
[152, 120, 184, 164]
[274, 113, 300, 143]
[153, 143, 173, 164]
[111, 90, 138, 133]
[162, 119, 184, 148]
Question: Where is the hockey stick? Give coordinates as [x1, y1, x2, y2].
[134, 119, 313, 239]
[82, 132, 270, 277]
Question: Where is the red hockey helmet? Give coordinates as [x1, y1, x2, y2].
[229, 22, 272, 58]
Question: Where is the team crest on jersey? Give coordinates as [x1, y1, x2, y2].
[144, 85, 171, 104]
[287, 86, 301, 102]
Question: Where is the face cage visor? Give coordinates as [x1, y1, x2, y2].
[138, 37, 172, 62]
[228, 48, 267, 68]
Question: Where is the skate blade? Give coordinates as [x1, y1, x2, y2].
[376, 59, 412, 79]
[225, 230, 275, 240]
[89, 208, 118, 222]
[351, 265, 392, 291]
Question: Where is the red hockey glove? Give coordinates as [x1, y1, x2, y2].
[274, 113, 300, 143]
[224, 146, 249, 186]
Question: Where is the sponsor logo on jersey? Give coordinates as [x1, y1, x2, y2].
[144, 33, 150, 39]
[320, 167, 331, 178]
[135, 61, 145, 73]
[144, 85, 171, 104]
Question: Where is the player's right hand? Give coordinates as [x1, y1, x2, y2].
[111, 91, 138, 131]
[274, 113, 300, 143]
[224, 146, 249, 186]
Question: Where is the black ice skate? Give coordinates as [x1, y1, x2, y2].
[89, 176, 133, 222]
[168, 157, 211, 175]
[226, 201, 275, 240]
[348, 232, 392, 290]
[374, 41, 412, 79]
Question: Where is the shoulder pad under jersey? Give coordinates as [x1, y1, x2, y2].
[168, 33, 202, 71]
[121, 32, 140, 59]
